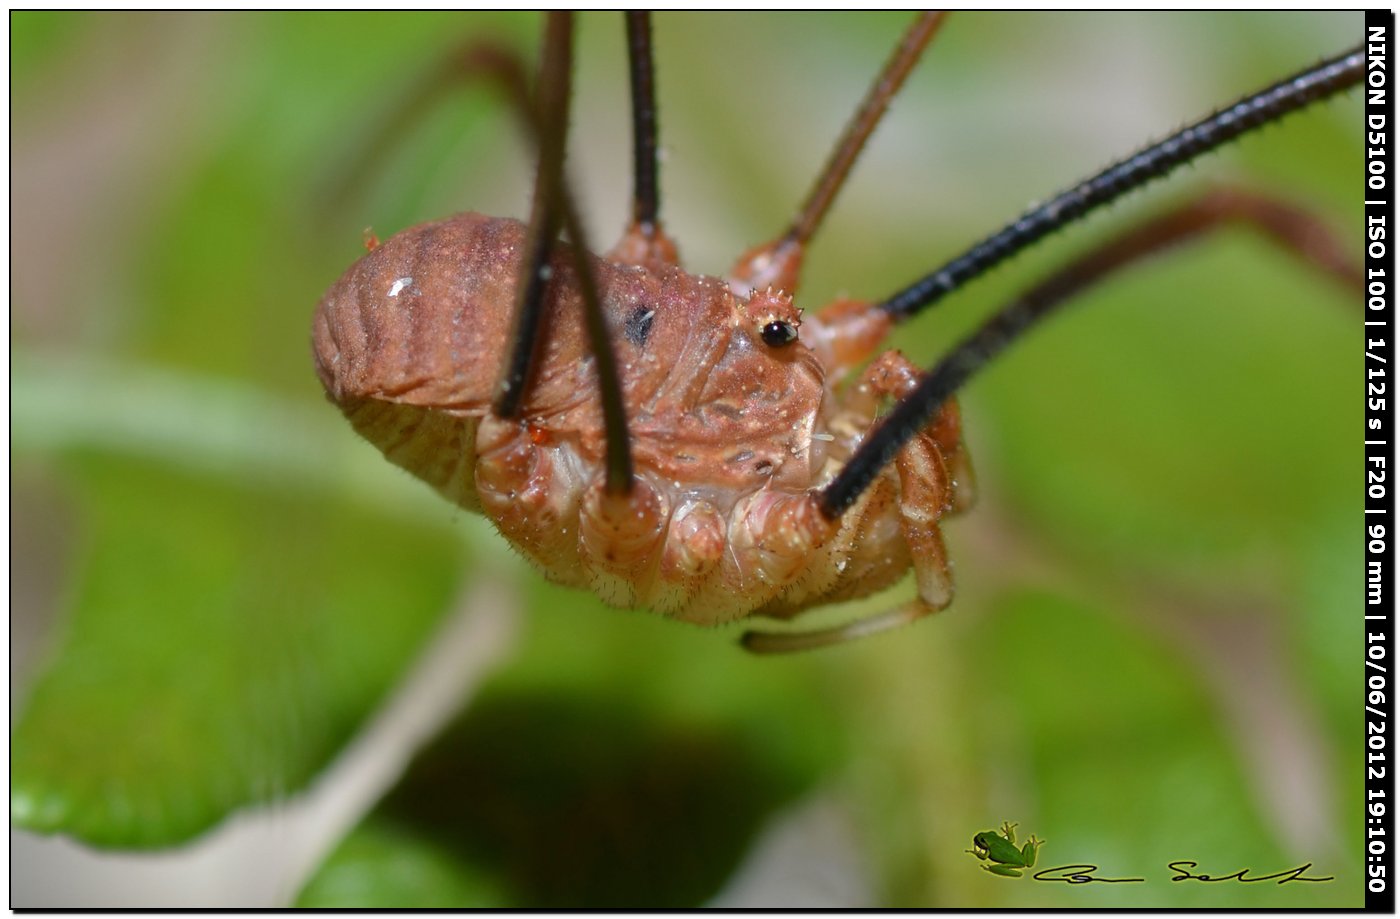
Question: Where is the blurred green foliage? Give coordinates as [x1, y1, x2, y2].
[11, 11, 1362, 907]
[11, 452, 463, 846]
[298, 687, 821, 908]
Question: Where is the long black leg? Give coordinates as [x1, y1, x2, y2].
[731, 11, 947, 293]
[625, 12, 660, 233]
[612, 11, 678, 267]
[561, 161, 637, 495]
[310, 19, 634, 492]
[492, 15, 570, 421]
[817, 44, 1365, 521]
[479, 15, 635, 494]
[877, 44, 1364, 322]
[820, 180, 1365, 521]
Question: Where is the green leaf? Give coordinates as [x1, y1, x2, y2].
[11, 452, 466, 848]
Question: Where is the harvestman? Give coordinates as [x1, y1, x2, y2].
[312, 13, 1364, 653]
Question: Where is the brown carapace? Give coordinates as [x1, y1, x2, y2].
[313, 212, 974, 637]
[312, 13, 1363, 652]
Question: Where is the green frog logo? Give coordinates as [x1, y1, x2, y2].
[967, 822, 1044, 877]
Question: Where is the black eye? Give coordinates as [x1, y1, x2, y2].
[760, 320, 798, 347]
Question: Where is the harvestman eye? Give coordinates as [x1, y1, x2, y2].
[760, 320, 799, 347]
[311, 13, 1364, 654]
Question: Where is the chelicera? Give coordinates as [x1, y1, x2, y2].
[312, 13, 1363, 653]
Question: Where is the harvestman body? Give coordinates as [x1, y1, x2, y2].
[313, 14, 1364, 652]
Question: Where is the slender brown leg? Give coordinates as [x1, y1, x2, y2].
[742, 598, 941, 654]
[1145, 186, 1364, 297]
[312, 40, 485, 226]
[729, 11, 949, 295]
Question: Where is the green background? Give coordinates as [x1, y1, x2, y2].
[12, 11, 1363, 907]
